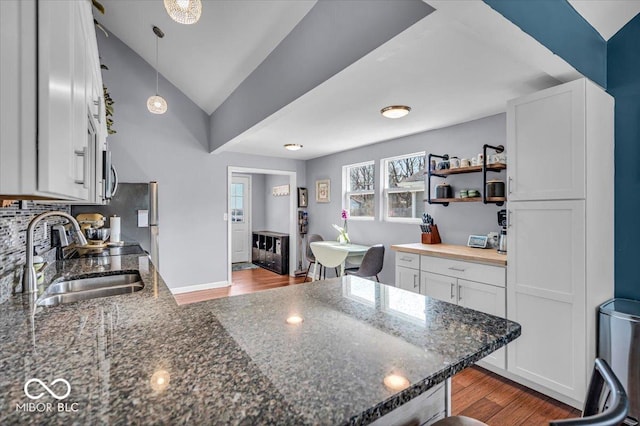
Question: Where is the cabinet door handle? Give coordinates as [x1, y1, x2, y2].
[508, 210, 512, 228]
[413, 274, 418, 288]
[74, 148, 88, 187]
[508, 176, 513, 194]
[450, 283, 455, 300]
[400, 257, 413, 262]
[448, 266, 466, 272]
[458, 286, 462, 302]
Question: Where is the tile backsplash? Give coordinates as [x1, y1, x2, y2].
[0, 201, 70, 302]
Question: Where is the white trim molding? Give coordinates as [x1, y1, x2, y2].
[170, 281, 229, 294]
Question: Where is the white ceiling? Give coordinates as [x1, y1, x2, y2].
[97, 0, 640, 160]
[222, 6, 577, 160]
[96, 0, 316, 114]
[568, 0, 640, 40]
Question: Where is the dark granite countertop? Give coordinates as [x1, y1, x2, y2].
[0, 253, 520, 425]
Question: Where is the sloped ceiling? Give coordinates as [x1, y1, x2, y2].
[95, 0, 316, 115]
[95, 0, 640, 160]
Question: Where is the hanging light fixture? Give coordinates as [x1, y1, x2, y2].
[147, 26, 167, 115]
[164, 0, 202, 25]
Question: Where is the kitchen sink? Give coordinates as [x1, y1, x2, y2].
[37, 272, 143, 307]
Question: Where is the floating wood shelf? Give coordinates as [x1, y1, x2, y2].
[427, 146, 506, 207]
[427, 197, 506, 203]
[427, 197, 507, 203]
[426, 163, 506, 177]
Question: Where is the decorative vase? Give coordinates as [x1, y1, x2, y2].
[338, 233, 350, 244]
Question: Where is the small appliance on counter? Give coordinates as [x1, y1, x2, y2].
[76, 213, 110, 249]
[497, 209, 507, 254]
[72, 182, 160, 268]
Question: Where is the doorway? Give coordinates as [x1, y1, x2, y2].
[231, 175, 251, 263]
[227, 167, 297, 286]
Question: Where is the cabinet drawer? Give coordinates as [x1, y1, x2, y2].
[421, 256, 505, 287]
[395, 252, 420, 269]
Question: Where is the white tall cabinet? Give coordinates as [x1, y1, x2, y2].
[506, 78, 614, 408]
[0, 0, 105, 201]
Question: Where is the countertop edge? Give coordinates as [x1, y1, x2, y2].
[351, 322, 521, 424]
[391, 243, 507, 267]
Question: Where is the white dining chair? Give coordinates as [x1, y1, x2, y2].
[310, 244, 349, 280]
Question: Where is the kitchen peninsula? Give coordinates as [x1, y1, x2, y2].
[0, 253, 520, 425]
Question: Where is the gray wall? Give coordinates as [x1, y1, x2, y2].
[209, 0, 434, 151]
[264, 175, 291, 233]
[98, 31, 305, 290]
[305, 114, 506, 284]
[250, 174, 266, 232]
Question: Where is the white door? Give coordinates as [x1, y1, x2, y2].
[507, 79, 585, 201]
[231, 176, 250, 263]
[421, 271, 457, 303]
[507, 200, 586, 401]
[395, 266, 420, 294]
[457, 279, 506, 369]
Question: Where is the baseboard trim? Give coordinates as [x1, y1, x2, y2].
[170, 281, 229, 294]
[476, 363, 582, 410]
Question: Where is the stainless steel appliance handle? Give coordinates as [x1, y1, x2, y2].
[110, 165, 118, 198]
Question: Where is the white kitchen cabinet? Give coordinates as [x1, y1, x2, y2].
[421, 271, 456, 303]
[506, 79, 586, 201]
[457, 279, 506, 369]
[0, 0, 104, 201]
[420, 262, 506, 370]
[395, 252, 421, 294]
[507, 200, 587, 403]
[506, 78, 614, 409]
[396, 265, 421, 294]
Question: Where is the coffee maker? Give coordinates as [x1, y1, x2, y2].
[497, 209, 507, 254]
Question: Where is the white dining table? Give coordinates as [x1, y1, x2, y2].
[309, 241, 370, 281]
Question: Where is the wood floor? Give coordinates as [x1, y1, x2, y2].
[173, 266, 308, 305]
[452, 366, 580, 424]
[174, 266, 581, 424]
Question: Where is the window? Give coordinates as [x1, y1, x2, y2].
[230, 182, 245, 222]
[383, 152, 426, 221]
[343, 161, 375, 219]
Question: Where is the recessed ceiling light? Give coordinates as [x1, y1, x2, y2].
[286, 315, 304, 325]
[380, 105, 411, 119]
[284, 144, 303, 151]
[383, 373, 410, 391]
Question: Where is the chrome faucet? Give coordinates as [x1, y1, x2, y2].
[22, 211, 88, 293]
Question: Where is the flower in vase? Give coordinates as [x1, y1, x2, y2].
[333, 209, 350, 244]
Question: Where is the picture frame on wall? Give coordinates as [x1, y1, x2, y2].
[315, 179, 330, 203]
[297, 187, 308, 208]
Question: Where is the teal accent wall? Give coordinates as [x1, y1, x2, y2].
[484, 1, 640, 300]
[608, 14, 640, 300]
[483, 0, 607, 88]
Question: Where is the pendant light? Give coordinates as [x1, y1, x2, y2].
[147, 26, 168, 115]
[164, 0, 202, 25]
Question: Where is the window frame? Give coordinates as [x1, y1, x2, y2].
[381, 151, 426, 224]
[342, 160, 376, 221]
